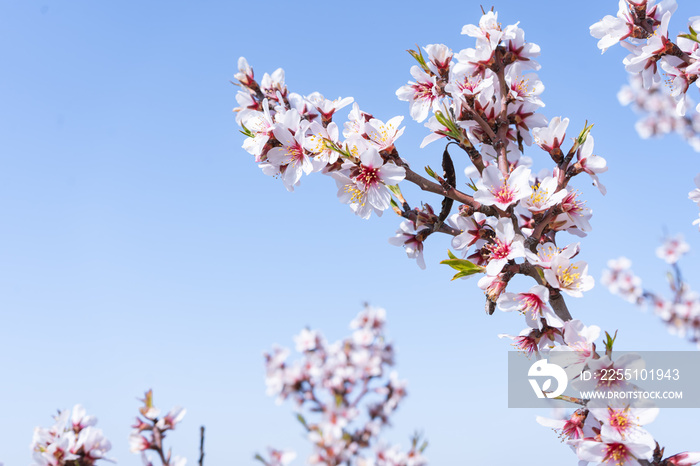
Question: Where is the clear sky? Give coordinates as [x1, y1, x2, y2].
[1, 1, 699, 465]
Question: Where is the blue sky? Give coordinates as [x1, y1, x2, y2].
[1, 0, 699, 464]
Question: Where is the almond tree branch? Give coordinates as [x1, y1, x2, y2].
[402, 166, 484, 210]
[494, 48, 511, 176]
[461, 99, 497, 142]
[199, 426, 205, 466]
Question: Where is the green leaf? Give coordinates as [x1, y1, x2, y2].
[328, 141, 352, 159]
[425, 165, 438, 180]
[407, 46, 429, 72]
[679, 33, 700, 44]
[388, 184, 403, 198]
[434, 108, 460, 135]
[450, 270, 476, 280]
[535, 266, 545, 282]
[440, 259, 471, 270]
[604, 330, 618, 356]
[440, 250, 485, 279]
[434, 110, 451, 130]
[680, 26, 700, 44]
[576, 121, 594, 145]
[239, 124, 255, 138]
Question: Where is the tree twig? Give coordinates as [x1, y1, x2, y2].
[199, 426, 205, 466]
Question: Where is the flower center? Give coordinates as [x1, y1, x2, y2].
[561, 419, 582, 440]
[355, 165, 380, 188]
[515, 336, 537, 356]
[513, 77, 532, 97]
[459, 77, 481, 94]
[562, 191, 586, 215]
[609, 409, 632, 434]
[488, 239, 511, 260]
[491, 183, 515, 204]
[557, 265, 580, 287]
[603, 443, 630, 465]
[530, 183, 548, 206]
[520, 294, 543, 318]
[371, 123, 396, 148]
[537, 244, 559, 263]
[285, 143, 305, 165]
[413, 81, 435, 100]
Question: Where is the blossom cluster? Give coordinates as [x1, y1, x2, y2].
[592, 1, 700, 228]
[615, 77, 700, 228]
[537, 349, 700, 466]
[591, 0, 699, 116]
[236, 8, 698, 465]
[618, 73, 700, 152]
[129, 390, 187, 466]
[31, 405, 112, 466]
[234, 57, 405, 219]
[259, 305, 427, 466]
[602, 235, 700, 346]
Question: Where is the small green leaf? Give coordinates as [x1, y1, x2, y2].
[604, 330, 618, 356]
[535, 266, 545, 282]
[328, 141, 353, 159]
[240, 123, 255, 138]
[434, 108, 460, 135]
[407, 46, 429, 72]
[450, 270, 474, 280]
[425, 165, 438, 180]
[440, 250, 485, 279]
[576, 120, 594, 145]
[388, 184, 403, 198]
[679, 33, 700, 44]
[440, 259, 470, 269]
[680, 26, 700, 43]
[434, 110, 450, 130]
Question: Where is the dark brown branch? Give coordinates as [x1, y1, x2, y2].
[434, 223, 461, 237]
[461, 99, 497, 142]
[527, 206, 562, 248]
[493, 48, 511, 176]
[403, 166, 483, 210]
[199, 426, 205, 466]
[548, 289, 573, 322]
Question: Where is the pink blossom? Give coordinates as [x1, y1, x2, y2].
[497, 284, 563, 329]
[388, 220, 426, 269]
[656, 234, 690, 264]
[474, 165, 533, 210]
[396, 66, 439, 123]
